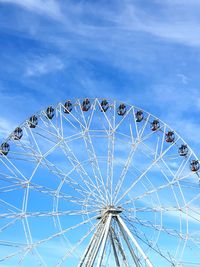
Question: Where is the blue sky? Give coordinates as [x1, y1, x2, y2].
[1, 0, 200, 149]
[0, 0, 200, 266]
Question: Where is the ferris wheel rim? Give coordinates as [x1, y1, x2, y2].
[1, 97, 198, 162]
[0, 97, 199, 266]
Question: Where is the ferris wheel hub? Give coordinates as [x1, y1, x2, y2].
[97, 205, 123, 219]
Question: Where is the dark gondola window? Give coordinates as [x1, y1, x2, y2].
[165, 131, 175, 143]
[13, 127, 23, 140]
[100, 99, 109, 112]
[64, 100, 73, 114]
[0, 142, 10, 156]
[117, 104, 126, 116]
[135, 110, 143, 122]
[190, 160, 199, 172]
[151, 119, 160, 131]
[178, 144, 188, 156]
[82, 99, 91, 112]
[29, 115, 38, 128]
[46, 106, 55, 119]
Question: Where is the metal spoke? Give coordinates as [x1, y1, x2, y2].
[115, 138, 180, 206]
[0, 98, 199, 265]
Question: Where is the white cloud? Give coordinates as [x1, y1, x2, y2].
[0, 0, 63, 20]
[25, 55, 64, 77]
[0, 117, 14, 139]
[108, 0, 200, 47]
[177, 74, 188, 85]
[140, 22, 200, 47]
[154, 0, 200, 8]
[148, 87, 200, 112]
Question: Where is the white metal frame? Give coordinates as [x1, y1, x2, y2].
[0, 98, 199, 266]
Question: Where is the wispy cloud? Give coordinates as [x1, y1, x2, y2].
[0, 0, 63, 20]
[177, 74, 188, 85]
[115, 0, 200, 47]
[0, 116, 14, 139]
[24, 55, 64, 77]
[1, 1, 200, 265]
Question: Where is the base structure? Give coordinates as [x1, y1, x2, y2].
[78, 207, 153, 267]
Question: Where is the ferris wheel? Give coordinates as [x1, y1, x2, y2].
[0, 98, 200, 267]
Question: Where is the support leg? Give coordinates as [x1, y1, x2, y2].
[116, 217, 141, 267]
[87, 220, 108, 266]
[110, 231, 120, 267]
[78, 220, 102, 267]
[117, 216, 153, 267]
[111, 227, 129, 267]
[96, 214, 112, 267]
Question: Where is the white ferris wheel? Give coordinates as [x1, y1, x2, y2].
[0, 98, 200, 267]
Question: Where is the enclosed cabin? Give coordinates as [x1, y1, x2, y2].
[165, 131, 175, 143]
[46, 106, 55, 119]
[100, 99, 109, 112]
[82, 98, 91, 112]
[190, 160, 199, 172]
[135, 110, 143, 122]
[64, 100, 73, 114]
[117, 103, 126, 116]
[13, 127, 23, 140]
[178, 144, 188, 156]
[29, 115, 38, 128]
[151, 119, 160, 131]
[0, 142, 10, 156]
